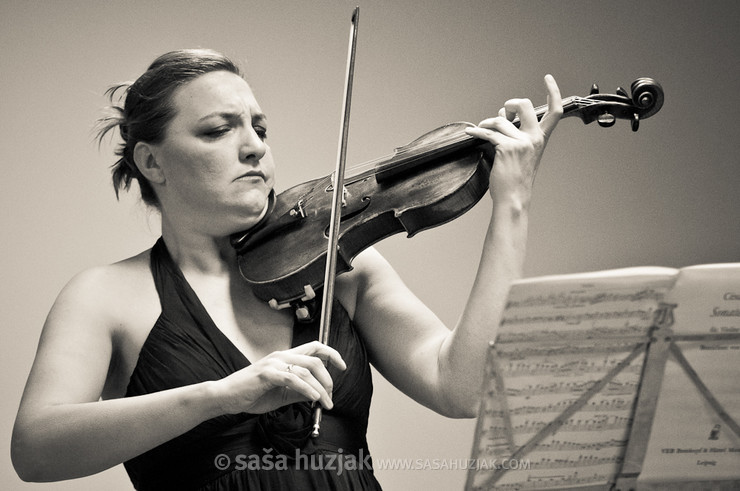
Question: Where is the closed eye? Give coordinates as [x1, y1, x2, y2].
[253, 125, 268, 141]
[203, 126, 231, 138]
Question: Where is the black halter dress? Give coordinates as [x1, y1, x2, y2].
[123, 238, 382, 490]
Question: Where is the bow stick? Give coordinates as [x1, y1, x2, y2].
[312, 5, 360, 438]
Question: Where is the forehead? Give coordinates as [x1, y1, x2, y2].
[170, 70, 261, 120]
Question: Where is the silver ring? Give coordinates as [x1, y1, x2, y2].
[286, 364, 294, 373]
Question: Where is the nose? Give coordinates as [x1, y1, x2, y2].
[239, 127, 267, 163]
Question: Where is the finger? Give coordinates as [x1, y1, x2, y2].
[272, 367, 323, 404]
[279, 353, 337, 407]
[281, 362, 335, 409]
[467, 117, 519, 142]
[465, 126, 511, 148]
[287, 354, 334, 392]
[504, 98, 537, 133]
[539, 74, 563, 137]
[291, 341, 347, 371]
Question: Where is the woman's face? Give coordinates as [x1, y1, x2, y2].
[148, 70, 275, 235]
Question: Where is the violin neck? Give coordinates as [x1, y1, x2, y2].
[373, 127, 487, 183]
[359, 95, 612, 184]
[520, 96, 582, 126]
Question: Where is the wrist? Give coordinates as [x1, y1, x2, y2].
[194, 380, 229, 419]
[484, 192, 530, 273]
[491, 190, 530, 222]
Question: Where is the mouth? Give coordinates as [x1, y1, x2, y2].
[234, 171, 265, 182]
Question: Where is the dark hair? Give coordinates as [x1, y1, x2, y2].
[95, 49, 243, 207]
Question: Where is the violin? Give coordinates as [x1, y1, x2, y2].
[230, 77, 664, 312]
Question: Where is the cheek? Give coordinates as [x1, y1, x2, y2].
[170, 146, 229, 182]
[162, 161, 223, 201]
[262, 149, 277, 186]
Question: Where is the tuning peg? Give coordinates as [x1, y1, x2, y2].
[631, 113, 640, 132]
[616, 86, 629, 98]
[590, 83, 599, 95]
[597, 112, 616, 128]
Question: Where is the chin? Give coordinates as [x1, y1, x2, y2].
[226, 206, 266, 235]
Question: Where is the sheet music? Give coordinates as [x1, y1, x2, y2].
[470, 268, 677, 490]
[637, 264, 740, 485]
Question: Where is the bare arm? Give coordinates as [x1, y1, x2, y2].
[343, 75, 562, 418]
[11, 266, 220, 481]
[12, 264, 343, 482]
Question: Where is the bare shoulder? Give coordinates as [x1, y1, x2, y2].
[335, 246, 402, 320]
[21, 249, 161, 406]
[54, 249, 156, 325]
[43, 249, 161, 367]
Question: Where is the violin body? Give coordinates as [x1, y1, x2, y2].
[231, 78, 664, 308]
[232, 122, 494, 305]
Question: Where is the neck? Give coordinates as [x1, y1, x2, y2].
[160, 218, 237, 275]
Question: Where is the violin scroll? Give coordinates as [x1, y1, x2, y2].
[630, 77, 664, 119]
[569, 77, 664, 131]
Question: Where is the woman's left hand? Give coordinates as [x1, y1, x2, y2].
[465, 74, 562, 207]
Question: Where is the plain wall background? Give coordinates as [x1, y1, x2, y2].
[2, 1, 739, 489]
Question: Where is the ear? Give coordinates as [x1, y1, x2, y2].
[133, 142, 165, 184]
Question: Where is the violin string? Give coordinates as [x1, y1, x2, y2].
[304, 130, 472, 188]
[343, 130, 475, 182]
[348, 97, 592, 181]
[314, 96, 587, 188]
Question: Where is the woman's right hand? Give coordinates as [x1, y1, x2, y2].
[213, 341, 346, 415]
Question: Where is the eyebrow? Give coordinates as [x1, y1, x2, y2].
[198, 111, 268, 124]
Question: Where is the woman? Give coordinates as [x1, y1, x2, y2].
[11, 49, 562, 489]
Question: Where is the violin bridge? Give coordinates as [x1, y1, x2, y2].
[267, 285, 316, 311]
[289, 199, 306, 218]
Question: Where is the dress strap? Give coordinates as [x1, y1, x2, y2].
[148, 237, 249, 371]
